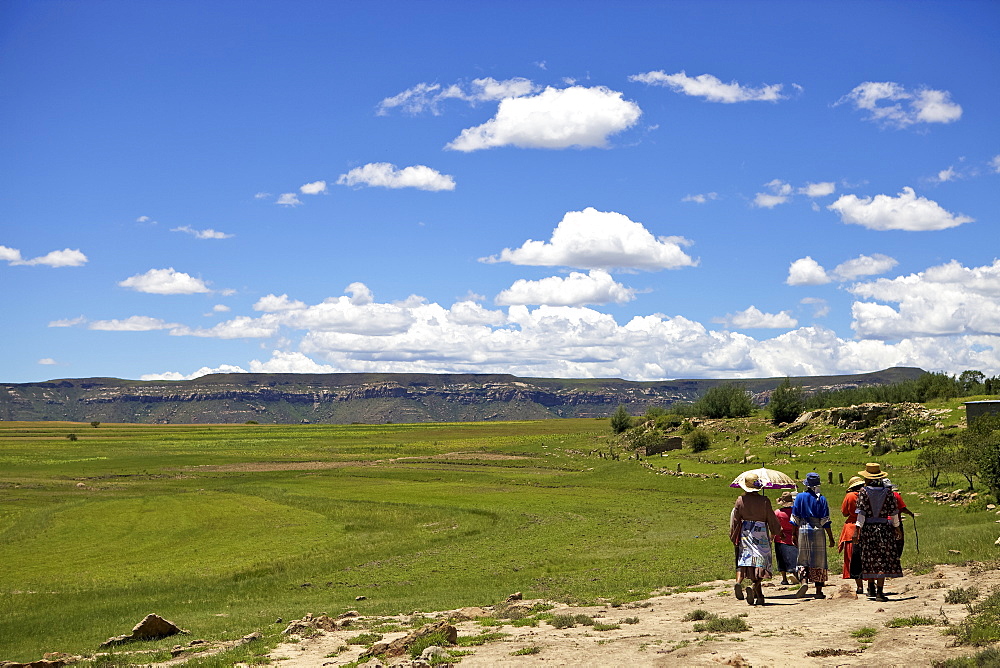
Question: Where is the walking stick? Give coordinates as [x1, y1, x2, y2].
[912, 515, 919, 554]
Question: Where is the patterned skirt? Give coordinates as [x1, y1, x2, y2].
[858, 523, 903, 579]
[736, 520, 773, 580]
[795, 525, 828, 584]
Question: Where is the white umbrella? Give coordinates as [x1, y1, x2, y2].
[730, 467, 797, 490]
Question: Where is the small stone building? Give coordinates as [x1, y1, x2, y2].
[964, 400, 1000, 426]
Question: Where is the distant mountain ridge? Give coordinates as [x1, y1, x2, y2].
[0, 367, 926, 424]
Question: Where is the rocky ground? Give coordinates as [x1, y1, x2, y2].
[264, 563, 999, 668]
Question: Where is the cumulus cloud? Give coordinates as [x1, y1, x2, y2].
[629, 70, 791, 103]
[212, 304, 231, 313]
[445, 86, 641, 152]
[786, 257, 832, 286]
[991, 155, 1000, 174]
[753, 179, 793, 208]
[276, 193, 302, 207]
[337, 163, 456, 191]
[798, 182, 836, 197]
[254, 294, 308, 312]
[300, 180, 328, 195]
[118, 268, 211, 294]
[2, 246, 88, 267]
[849, 259, 1000, 339]
[836, 82, 962, 128]
[714, 306, 798, 329]
[682, 192, 719, 203]
[248, 351, 338, 373]
[89, 316, 180, 331]
[377, 77, 539, 115]
[828, 187, 973, 231]
[495, 270, 637, 306]
[832, 253, 899, 281]
[38, 358, 57, 365]
[171, 225, 234, 240]
[481, 207, 697, 271]
[140, 364, 249, 381]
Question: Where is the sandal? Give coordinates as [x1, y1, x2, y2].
[795, 584, 809, 598]
[734, 583, 744, 600]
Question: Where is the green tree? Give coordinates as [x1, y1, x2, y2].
[915, 434, 955, 487]
[89, 421, 100, 428]
[961, 413, 1000, 499]
[685, 428, 711, 452]
[695, 384, 754, 419]
[610, 405, 632, 434]
[769, 377, 803, 425]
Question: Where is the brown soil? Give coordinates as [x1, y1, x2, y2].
[265, 563, 999, 667]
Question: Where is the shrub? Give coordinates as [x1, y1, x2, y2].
[409, 630, 454, 658]
[693, 616, 749, 633]
[851, 626, 878, 642]
[511, 646, 541, 656]
[67, 433, 77, 441]
[346, 632, 383, 646]
[933, 647, 1000, 667]
[592, 622, 621, 631]
[946, 586, 980, 605]
[573, 614, 594, 626]
[681, 609, 714, 621]
[885, 615, 936, 628]
[456, 632, 510, 646]
[550, 614, 576, 629]
[610, 405, 632, 434]
[685, 428, 711, 453]
[949, 586, 1000, 646]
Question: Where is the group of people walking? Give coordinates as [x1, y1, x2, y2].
[729, 463, 909, 606]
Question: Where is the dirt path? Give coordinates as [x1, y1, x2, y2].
[183, 452, 530, 473]
[265, 563, 998, 667]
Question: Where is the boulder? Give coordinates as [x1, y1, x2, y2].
[360, 620, 457, 660]
[99, 614, 186, 648]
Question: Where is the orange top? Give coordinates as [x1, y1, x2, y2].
[839, 490, 860, 545]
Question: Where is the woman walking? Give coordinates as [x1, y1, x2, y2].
[882, 478, 915, 559]
[853, 463, 903, 601]
[773, 490, 798, 585]
[839, 476, 866, 594]
[729, 472, 781, 606]
[791, 472, 835, 599]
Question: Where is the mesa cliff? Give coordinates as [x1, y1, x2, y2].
[0, 367, 925, 424]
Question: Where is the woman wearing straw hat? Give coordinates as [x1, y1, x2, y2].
[791, 472, 836, 599]
[773, 490, 799, 586]
[852, 463, 903, 601]
[839, 476, 866, 594]
[729, 472, 781, 606]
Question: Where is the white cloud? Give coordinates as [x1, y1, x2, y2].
[828, 187, 973, 231]
[3, 246, 88, 267]
[377, 77, 539, 115]
[276, 193, 302, 207]
[481, 207, 697, 271]
[836, 82, 962, 128]
[786, 257, 832, 286]
[346, 282, 374, 306]
[48, 316, 86, 328]
[991, 155, 1000, 174]
[248, 351, 338, 373]
[337, 163, 456, 191]
[171, 225, 234, 240]
[753, 179, 793, 208]
[800, 297, 830, 318]
[140, 364, 249, 381]
[254, 294, 308, 312]
[445, 86, 641, 152]
[849, 259, 1000, 339]
[89, 316, 180, 331]
[300, 180, 328, 195]
[0, 245, 23, 263]
[682, 192, 719, 203]
[798, 182, 836, 197]
[714, 305, 798, 329]
[254, 192, 272, 199]
[118, 268, 211, 294]
[171, 316, 280, 339]
[832, 253, 898, 281]
[629, 70, 790, 103]
[38, 358, 57, 365]
[136, 215, 151, 223]
[495, 270, 637, 306]
[212, 304, 231, 313]
[935, 166, 957, 183]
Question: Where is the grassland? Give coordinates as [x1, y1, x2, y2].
[1, 404, 997, 663]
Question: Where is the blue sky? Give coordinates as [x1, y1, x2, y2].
[2, 0, 999, 383]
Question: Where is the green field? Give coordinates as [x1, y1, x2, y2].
[1, 412, 996, 664]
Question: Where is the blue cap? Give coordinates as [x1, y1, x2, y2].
[805, 472, 822, 486]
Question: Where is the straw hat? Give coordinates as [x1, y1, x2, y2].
[846, 475, 865, 490]
[739, 472, 763, 493]
[777, 490, 795, 507]
[859, 462, 887, 479]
